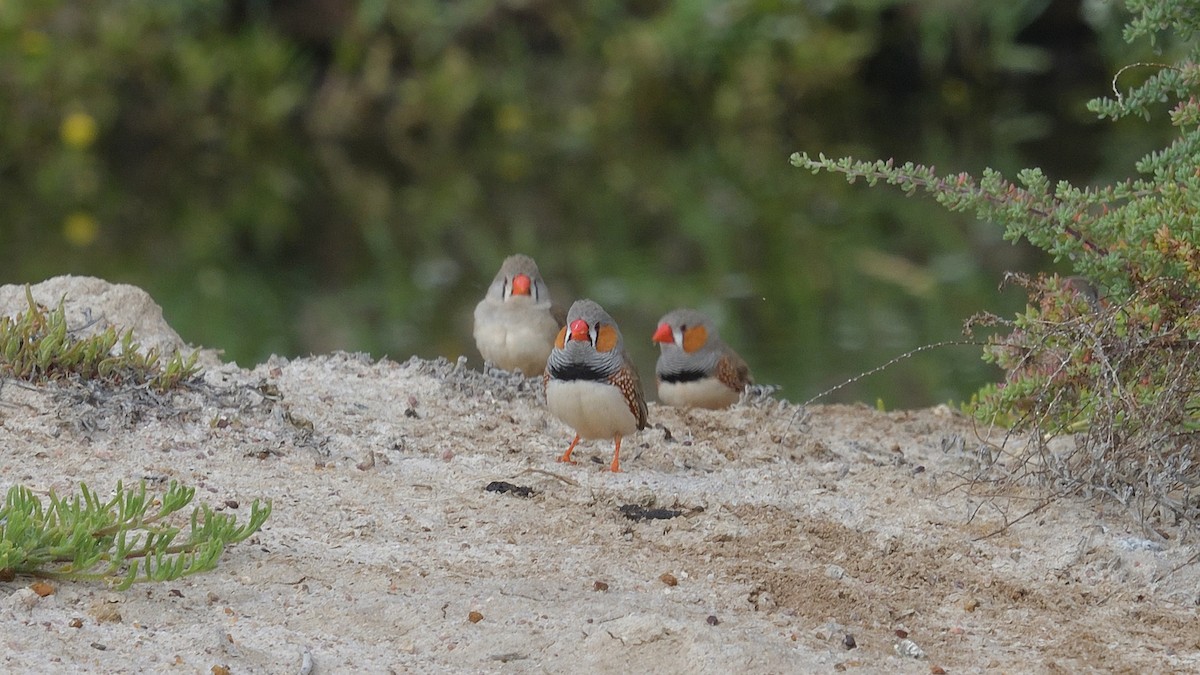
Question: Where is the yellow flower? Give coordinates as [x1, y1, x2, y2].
[63, 212, 99, 247]
[61, 112, 98, 150]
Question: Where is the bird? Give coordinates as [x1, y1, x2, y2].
[652, 308, 753, 409]
[544, 299, 648, 472]
[473, 254, 562, 376]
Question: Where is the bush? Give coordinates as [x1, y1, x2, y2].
[0, 480, 270, 589]
[794, 0, 1200, 532]
[0, 286, 200, 391]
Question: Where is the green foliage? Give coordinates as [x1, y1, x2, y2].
[0, 286, 200, 390]
[794, 0, 1200, 527]
[0, 480, 271, 589]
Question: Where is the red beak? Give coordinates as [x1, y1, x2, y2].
[651, 323, 674, 344]
[510, 273, 532, 296]
[568, 319, 590, 342]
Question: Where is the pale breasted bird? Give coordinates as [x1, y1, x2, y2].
[473, 254, 562, 376]
[652, 308, 753, 409]
[544, 299, 648, 473]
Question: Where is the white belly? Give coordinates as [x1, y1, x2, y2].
[473, 304, 557, 375]
[657, 377, 739, 409]
[546, 379, 639, 439]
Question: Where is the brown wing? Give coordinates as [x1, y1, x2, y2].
[715, 348, 753, 393]
[612, 351, 649, 430]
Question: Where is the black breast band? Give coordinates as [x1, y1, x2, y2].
[659, 369, 707, 384]
[550, 362, 609, 382]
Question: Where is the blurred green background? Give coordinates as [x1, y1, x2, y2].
[0, 0, 1172, 406]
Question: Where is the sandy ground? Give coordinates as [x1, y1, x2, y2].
[2, 276, 1199, 674]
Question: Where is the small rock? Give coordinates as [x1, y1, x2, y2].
[931, 666, 947, 674]
[843, 633, 857, 650]
[593, 581, 609, 592]
[750, 590, 776, 611]
[660, 573, 678, 587]
[706, 615, 719, 626]
[618, 504, 683, 521]
[88, 599, 122, 624]
[485, 481, 535, 498]
[3, 588, 40, 615]
[602, 614, 670, 646]
[468, 611, 484, 624]
[69, 618, 84, 628]
[964, 598, 980, 612]
[30, 581, 54, 597]
[825, 564, 846, 580]
[895, 638, 926, 659]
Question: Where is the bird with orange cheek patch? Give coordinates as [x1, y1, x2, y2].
[544, 299, 648, 472]
[473, 254, 562, 376]
[652, 308, 753, 409]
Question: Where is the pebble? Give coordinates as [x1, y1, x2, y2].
[3, 588, 40, 615]
[894, 638, 926, 659]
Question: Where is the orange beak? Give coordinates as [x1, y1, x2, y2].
[510, 273, 532, 296]
[568, 319, 590, 342]
[651, 323, 674, 344]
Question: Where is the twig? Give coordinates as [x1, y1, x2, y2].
[1110, 61, 1177, 100]
[778, 340, 980, 445]
[510, 468, 580, 487]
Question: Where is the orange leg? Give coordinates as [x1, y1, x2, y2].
[558, 434, 581, 464]
[609, 435, 623, 473]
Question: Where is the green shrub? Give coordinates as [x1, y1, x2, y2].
[0, 286, 200, 390]
[0, 480, 270, 589]
[794, 0, 1200, 530]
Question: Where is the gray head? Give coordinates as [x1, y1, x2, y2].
[652, 308, 722, 352]
[547, 299, 626, 378]
[652, 308, 725, 375]
[485, 254, 552, 306]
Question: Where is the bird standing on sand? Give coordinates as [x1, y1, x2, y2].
[652, 308, 753, 409]
[473, 254, 561, 376]
[544, 299, 648, 472]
